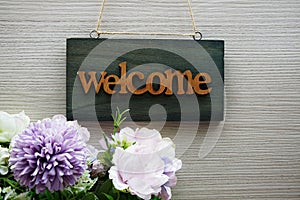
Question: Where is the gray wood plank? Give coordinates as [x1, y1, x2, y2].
[0, 0, 300, 199]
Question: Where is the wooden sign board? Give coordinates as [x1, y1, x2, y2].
[67, 39, 224, 121]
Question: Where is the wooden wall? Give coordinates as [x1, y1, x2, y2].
[0, 0, 300, 199]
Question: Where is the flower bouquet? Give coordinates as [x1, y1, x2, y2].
[0, 109, 181, 200]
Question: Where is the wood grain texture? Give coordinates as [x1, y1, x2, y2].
[0, 0, 300, 199]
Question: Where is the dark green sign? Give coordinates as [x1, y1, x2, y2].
[67, 39, 224, 121]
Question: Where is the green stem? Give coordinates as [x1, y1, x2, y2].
[0, 177, 18, 188]
[113, 125, 117, 135]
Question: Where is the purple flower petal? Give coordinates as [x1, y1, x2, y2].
[9, 115, 87, 194]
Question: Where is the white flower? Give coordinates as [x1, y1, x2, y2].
[112, 127, 162, 147]
[67, 119, 90, 142]
[0, 111, 30, 143]
[0, 146, 9, 175]
[2, 186, 17, 200]
[108, 127, 182, 200]
[109, 146, 169, 200]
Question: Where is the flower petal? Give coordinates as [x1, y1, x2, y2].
[9, 116, 87, 194]
[109, 166, 129, 190]
[159, 186, 172, 200]
[0, 111, 17, 143]
[13, 111, 30, 134]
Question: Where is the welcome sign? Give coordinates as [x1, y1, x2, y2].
[67, 39, 224, 121]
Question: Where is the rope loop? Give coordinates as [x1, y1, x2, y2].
[90, 30, 100, 39]
[193, 31, 202, 41]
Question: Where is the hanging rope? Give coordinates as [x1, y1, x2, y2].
[91, 0, 202, 39]
[187, 0, 197, 33]
[95, 0, 106, 32]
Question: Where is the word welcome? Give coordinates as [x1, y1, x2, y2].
[77, 62, 212, 95]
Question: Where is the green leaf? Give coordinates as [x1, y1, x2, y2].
[102, 132, 110, 149]
[94, 179, 113, 199]
[43, 189, 54, 200]
[102, 193, 114, 200]
[82, 193, 99, 200]
[53, 192, 60, 200]
[112, 108, 129, 134]
[150, 196, 162, 200]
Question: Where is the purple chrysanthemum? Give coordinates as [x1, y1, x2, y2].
[9, 115, 87, 194]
